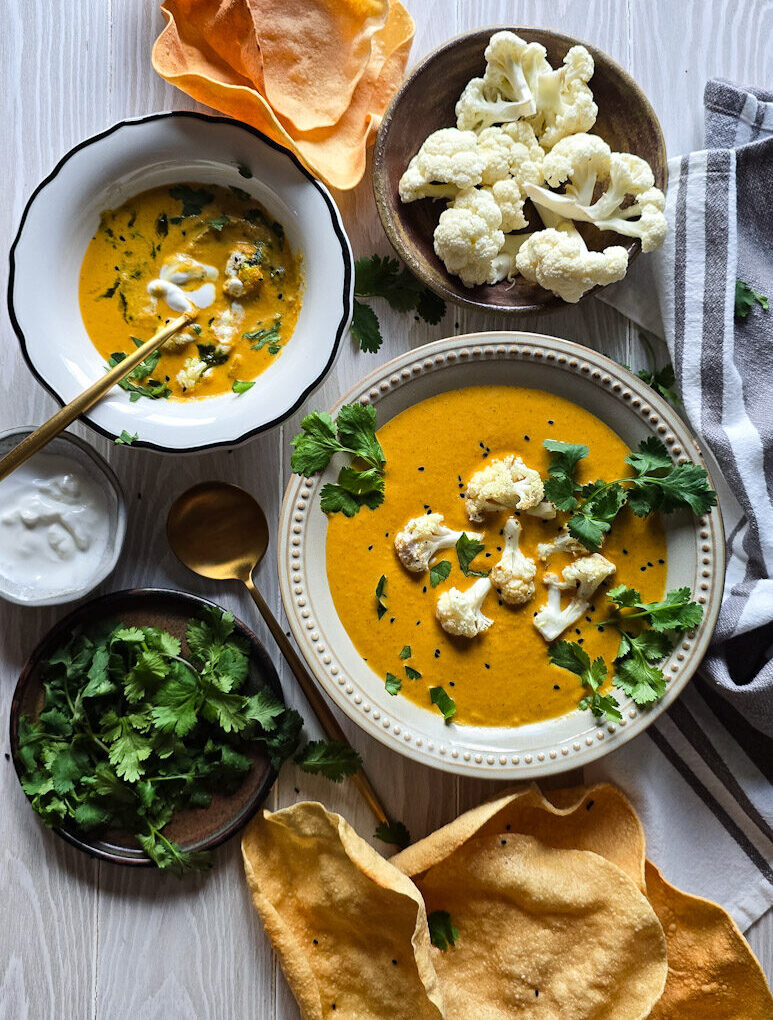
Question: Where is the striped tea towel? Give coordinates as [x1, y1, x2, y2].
[590, 79, 773, 931]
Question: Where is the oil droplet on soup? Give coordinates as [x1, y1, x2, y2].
[326, 386, 668, 728]
[78, 183, 303, 399]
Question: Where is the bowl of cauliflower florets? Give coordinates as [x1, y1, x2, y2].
[373, 26, 667, 312]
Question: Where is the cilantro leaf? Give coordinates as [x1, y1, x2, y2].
[295, 740, 362, 782]
[168, 184, 214, 218]
[429, 686, 456, 724]
[429, 560, 452, 587]
[398, 645, 412, 660]
[232, 380, 255, 394]
[626, 334, 681, 406]
[115, 430, 138, 446]
[208, 214, 230, 231]
[567, 482, 627, 552]
[351, 299, 382, 353]
[243, 689, 285, 731]
[374, 819, 411, 850]
[549, 641, 621, 721]
[335, 403, 385, 466]
[543, 439, 588, 511]
[375, 575, 388, 620]
[612, 633, 670, 706]
[404, 666, 421, 680]
[385, 672, 402, 695]
[735, 279, 769, 319]
[106, 717, 153, 783]
[290, 410, 340, 475]
[625, 438, 717, 517]
[428, 910, 459, 951]
[605, 585, 703, 632]
[456, 533, 488, 577]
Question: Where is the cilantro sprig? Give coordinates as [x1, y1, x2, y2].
[549, 586, 703, 720]
[290, 403, 386, 517]
[624, 334, 681, 406]
[293, 740, 362, 781]
[549, 641, 622, 722]
[455, 533, 488, 577]
[543, 437, 717, 552]
[352, 255, 446, 353]
[17, 609, 302, 875]
[735, 279, 768, 319]
[374, 819, 411, 850]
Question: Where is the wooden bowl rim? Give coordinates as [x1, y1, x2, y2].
[373, 24, 668, 314]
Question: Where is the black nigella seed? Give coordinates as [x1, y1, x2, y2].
[385, 532, 389, 537]
[368, 545, 373, 551]
[597, 625, 604, 632]
[505, 823, 511, 831]
[586, 799, 595, 810]
[499, 529, 504, 536]
[535, 990, 539, 998]
[647, 561, 653, 567]
[547, 419, 554, 425]
[553, 684, 560, 690]
[622, 548, 628, 555]
[416, 620, 421, 626]
[578, 638, 584, 644]
[390, 617, 395, 624]
[313, 939, 318, 945]
[498, 600, 503, 606]
[640, 566, 647, 572]
[434, 649, 440, 658]
[659, 558, 665, 564]
[459, 492, 465, 498]
[484, 663, 490, 669]
[392, 960, 398, 966]
[485, 552, 491, 558]
[294, 787, 300, 794]
[585, 616, 592, 623]
[479, 441, 485, 448]
[414, 315, 419, 322]
[496, 546, 502, 552]
[524, 434, 530, 441]
[575, 628, 581, 635]
[423, 504, 430, 510]
[501, 839, 507, 846]
[449, 681, 455, 687]
[422, 586, 427, 594]
[418, 466, 425, 472]
[119, 234, 125, 242]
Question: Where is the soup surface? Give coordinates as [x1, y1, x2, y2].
[79, 183, 303, 399]
[326, 386, 668, 728]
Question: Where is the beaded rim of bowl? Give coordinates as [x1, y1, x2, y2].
[278, 332, 724, 779]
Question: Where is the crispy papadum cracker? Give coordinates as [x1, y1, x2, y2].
[152, 0, 414, 190]
[241, 802, 444, 1020]
[418, 833, 667, 1020]
[246, 0, 389, 131]
[392, 783, 646, 890]
[645, 860, 773, 1019]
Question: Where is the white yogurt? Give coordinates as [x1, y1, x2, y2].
[147, 254, 218, 313]
[0, 452, 112, 600]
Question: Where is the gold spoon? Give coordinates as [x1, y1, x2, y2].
[0, 311, 196, 483]
[166, 481, 389, 827]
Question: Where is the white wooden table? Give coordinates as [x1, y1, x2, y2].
[0, 1, 770, 1016]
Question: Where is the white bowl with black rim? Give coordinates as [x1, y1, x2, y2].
[277, 332, 725, 780]
[8, 112, 353, 453]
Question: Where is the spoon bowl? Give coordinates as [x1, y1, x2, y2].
[167, 481, 268, 582]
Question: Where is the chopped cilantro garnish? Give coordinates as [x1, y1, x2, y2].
[456, 533, 488, 577]
[429, 560, 452, 588]
[385, 672, 401, 695]
[375, 575, 388, 620]
[294, 740, 362, 782]
[244, 320, 281, 351]
[398, 646, 411, 660]
[208, 215, 230, 232]
[428, 911, 459, 950]
[735, 279, 768, 319]
[115, 430, 138, 446]
[404, 666, 421, 681]
[549, 641, 621, 722]
[168, 184, 214, 218]
[197, 343, 229, 367]
[232, 380, 255, 394]
[429, 686, 456, 724]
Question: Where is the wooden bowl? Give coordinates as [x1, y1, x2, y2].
[9, 589, 284, 867]
[373, 27, 667, 314]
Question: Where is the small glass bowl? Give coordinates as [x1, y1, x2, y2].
[0, 428, 127, 606]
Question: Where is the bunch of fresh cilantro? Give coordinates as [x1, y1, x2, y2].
[352, 255, 445, 353]
[543, 436, 717, 552]
[17, 608, 360, 875]
[550, 585, 703, 722]
[290, 403, 386, 516]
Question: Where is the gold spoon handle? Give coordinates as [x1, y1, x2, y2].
[0, 312, 195, 483]
[244, 574, 389, 826]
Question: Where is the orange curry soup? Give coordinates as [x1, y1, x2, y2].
[78, 183, 303, 399]
[325, 386, 668, 728]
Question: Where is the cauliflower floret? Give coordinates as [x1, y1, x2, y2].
[436, 576, 493, 639]
[533, 553, 616, 641]
[476, 127, 521, 185]
[525, 135, 668, 252]
[433, 188, 505, 287]
[537, 528, 589, 561]
[515, 221, 628, 303]
[455, 78, 530, 133]
[526, 501, 557, 520]
[399, 128, 486, 202]
[162, 329, 195, 352]
[489, 517, 536, 606]
[465, 455, 544, 521]
[176, 356, 208, 391]
[394, 513, 482, 574]
[481, 31, 550, 117]
[529, 45, 598, 149]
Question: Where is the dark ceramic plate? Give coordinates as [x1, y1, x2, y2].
[9, 589, 283, 866]
[373, 26, 667, 314]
